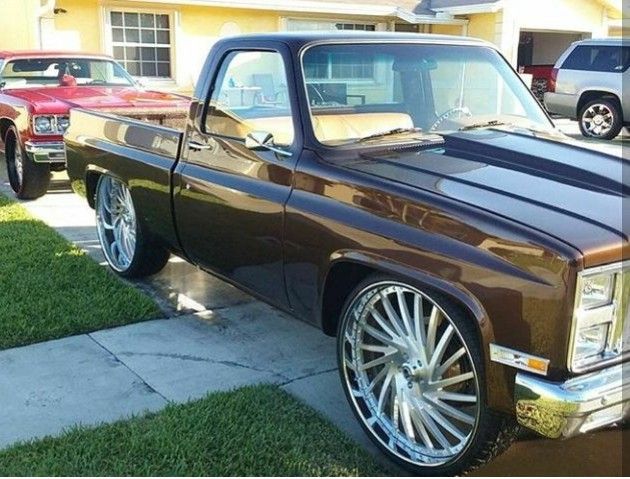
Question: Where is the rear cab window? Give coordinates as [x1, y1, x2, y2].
[561, 45, 630, 72]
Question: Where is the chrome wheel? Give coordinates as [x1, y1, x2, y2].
[341, 282, 480, 468]
[96, 176, 137, 272]
[581, 103, 614, 137]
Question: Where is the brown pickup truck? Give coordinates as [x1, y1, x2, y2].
[65, 33, 628, 476]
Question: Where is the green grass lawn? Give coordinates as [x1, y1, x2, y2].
[0, 194, 160, 349]
[0, 385, 390, 476]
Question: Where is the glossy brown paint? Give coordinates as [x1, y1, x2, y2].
[65, 33, 627, 416]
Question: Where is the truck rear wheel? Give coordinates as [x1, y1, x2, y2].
[95, 175, 170, 278]
[5, 127, 50, 199]
[337, 277, 519, 476]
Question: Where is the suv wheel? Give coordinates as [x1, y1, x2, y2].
[338, 277, 519, 476]
[579, 98, 623, 140]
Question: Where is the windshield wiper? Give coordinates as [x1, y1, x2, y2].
[459, 120, 511, 131]
[355, 127, 425, 143]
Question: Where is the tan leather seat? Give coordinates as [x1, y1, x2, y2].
[312, 112, 413, 142]
[247, 112, 413, 145]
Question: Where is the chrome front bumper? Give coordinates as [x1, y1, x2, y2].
[24, 141, 66, 164]
[515, 363, 628, 439]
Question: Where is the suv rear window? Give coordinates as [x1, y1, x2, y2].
[562, 45, 630, 72]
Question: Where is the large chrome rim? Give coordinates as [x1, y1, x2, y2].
[582, 104, 614, 137]
[341, 282, 480, 467]
[95, 176, 137, 272]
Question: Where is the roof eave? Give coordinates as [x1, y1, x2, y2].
[432, 1, 504, 15]
[122, 0, 467, 24]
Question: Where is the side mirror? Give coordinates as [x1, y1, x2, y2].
[245, 131, 292, 158]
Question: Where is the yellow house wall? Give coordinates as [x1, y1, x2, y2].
[0, 0, 40, 50]
[506, 0, 608, 35]
[466, 13, 499, 43]
[175, 4, 281, 90]
[52, 0, 101, 52]
[431, 24, 465, 36]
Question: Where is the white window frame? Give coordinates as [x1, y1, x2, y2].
[281, 17, 388, 33]
[101, 5, 177, 87]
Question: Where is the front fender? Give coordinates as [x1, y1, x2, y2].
[321, 250, 516, 414]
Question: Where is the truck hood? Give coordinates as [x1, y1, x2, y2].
[348, 129, 628, 267]
[6, 86, 189, 114]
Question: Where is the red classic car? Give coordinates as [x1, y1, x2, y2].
[0, 51, 190, 199]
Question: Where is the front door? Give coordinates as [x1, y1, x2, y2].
[173, 46, 299, 307]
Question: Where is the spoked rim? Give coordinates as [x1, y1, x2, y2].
[341, 282, 480, 468]
[95, 176, 137, 272]
[582, 104, 614, 137]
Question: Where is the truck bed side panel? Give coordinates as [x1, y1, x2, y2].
[65, 109, 183, 252]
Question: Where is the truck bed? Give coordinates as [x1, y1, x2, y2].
[64, 108, 184, 250]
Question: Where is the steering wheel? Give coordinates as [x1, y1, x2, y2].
[430, 106, 472, 131]
[307, 84, 326, 105]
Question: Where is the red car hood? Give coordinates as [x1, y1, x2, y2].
[7, 86, 190, 114]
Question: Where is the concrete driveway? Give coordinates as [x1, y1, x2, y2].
[0, 126, 626, 475]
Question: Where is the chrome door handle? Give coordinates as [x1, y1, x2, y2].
[188, 141, 211, 151]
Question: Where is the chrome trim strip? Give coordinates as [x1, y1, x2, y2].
[515, 363, 629, 439]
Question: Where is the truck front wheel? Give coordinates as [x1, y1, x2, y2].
[5, 127, 50, 199]
[95, 175, 170, 278]
[337, 277, 519, 476]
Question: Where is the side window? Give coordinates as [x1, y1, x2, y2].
[205, 50, 294, 146]
[562, 45, 630, 73]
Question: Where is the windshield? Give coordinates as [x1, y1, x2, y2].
[302, 43, 552, 145]
[0, 57, 135, 89]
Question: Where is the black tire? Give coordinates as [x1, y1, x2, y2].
[579, 98, 623, 140]
[337, 275, 519, 476]
[4, 126, 50, 199]
[95, 175, 170, 279]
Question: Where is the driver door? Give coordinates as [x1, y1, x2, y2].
[173, 46, 299, 308]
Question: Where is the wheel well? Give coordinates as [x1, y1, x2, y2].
[85, 171, 102, 208]
[321, 261, 482, 341]
[577, 91, 621, 115]
[321, 262, 376, 336]
[0, 119, 15, 144]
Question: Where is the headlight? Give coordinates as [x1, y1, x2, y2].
[569, 262, 628, 372]
[57, 116, 70, 133]
[34, 116, 54, 134]
[32, 115, 70, 135]
[581, 274, 615, 309]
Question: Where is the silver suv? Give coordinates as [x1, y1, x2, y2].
[544, 38, 629, 140]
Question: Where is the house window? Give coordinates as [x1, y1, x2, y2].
[334, 23, 376, 31]
[304, 51, 375, 80]
[110, 11, 172, 78]
[285, 19, 378, 32]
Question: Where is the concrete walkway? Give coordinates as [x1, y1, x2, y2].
[0, 305, 341, 449]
